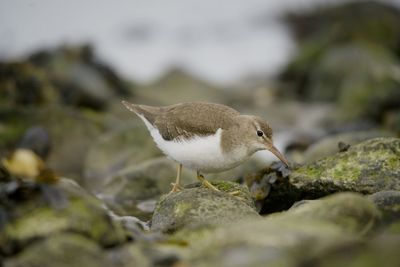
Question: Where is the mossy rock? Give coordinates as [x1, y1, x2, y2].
[3, 233, 108, 267]
[0, 178, 126, 256]
[290, 138, 400, 195]
[151, 181, 258, 233]
[175, 193, 379, 267]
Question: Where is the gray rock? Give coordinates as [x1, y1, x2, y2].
[151, 181, 258, 233]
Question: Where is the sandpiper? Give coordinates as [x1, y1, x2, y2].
[122, 101, 289, 193]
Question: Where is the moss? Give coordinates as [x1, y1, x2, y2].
[174, 202, 192, 218]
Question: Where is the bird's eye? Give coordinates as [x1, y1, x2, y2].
[257, 130, 264, 137]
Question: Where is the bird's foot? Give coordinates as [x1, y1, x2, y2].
[168, 183, 183, 194]
[201, 179, 220, 192]
[228, 190, 241, 196]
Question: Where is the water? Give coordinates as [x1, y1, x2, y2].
[0, 0, 399, 85]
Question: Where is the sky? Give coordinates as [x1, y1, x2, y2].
[1, 0, 399, 85]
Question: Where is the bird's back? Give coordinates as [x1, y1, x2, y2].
[126, 102, 241, 141]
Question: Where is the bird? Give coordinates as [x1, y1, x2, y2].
[122, 101, 289, 193]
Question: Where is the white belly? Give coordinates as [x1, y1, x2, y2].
[138, 114, 249, 173]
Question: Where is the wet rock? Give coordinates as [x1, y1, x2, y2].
[180, 193, 378, 267]
[151, 181, 258, 233]
[291, 138, 400, 195]
[4, 233, 108, 267]
[303, 130, 395, 163]
[0, 178, 126, 256]
[97, 157, 196, 220]
[83, 125, 162, 191]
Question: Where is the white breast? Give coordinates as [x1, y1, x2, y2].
[137, 114, 249, 173]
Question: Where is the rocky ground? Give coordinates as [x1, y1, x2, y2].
[1, 1, 400, 267]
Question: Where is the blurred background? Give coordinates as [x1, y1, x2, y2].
[1, 0, 400, 266]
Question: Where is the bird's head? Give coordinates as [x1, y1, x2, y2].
[240, 115, 289, 167]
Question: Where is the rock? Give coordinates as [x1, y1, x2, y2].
[285, 192, 381, 235]
[4, 233, 108, 267]
[28, 45, 131, 110]
[151, 181, 258, 233]
[178, 193, 379, 267]
[0, 178, 126, 256]
[368, 191, 400, 226]
[18, 126, 51, 159]
[313, 235, 400, 267]
[0, 62, 58, 108]
[97, 157, 196, 220]
[303, 130, 395, 163]
[36, 106, 103, 183]
[280, 1, 400, 101]
[106, 242, 183, 267]
[290, 138, 400, 195]
[83, 125, 162, 191]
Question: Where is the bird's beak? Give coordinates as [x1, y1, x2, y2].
[267, 144, 289, 167]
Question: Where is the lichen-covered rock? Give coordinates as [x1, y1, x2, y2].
[180, 193, 379, 267]
[290, 138, 400, 195]
[97, 157, 195, 220]
[4, 233, 108, 267]
[0, 178, 126, 256]
[151, 181, 258, 233]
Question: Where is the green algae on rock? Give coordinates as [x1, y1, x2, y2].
[151, 181, 259, 233]
[290, 138, 400, 195]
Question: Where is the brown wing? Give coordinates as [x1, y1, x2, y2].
[127, 102, 238, 141]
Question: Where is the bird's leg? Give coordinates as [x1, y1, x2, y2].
[169, 164, 183, 193]
[196, 171, 220, 192]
